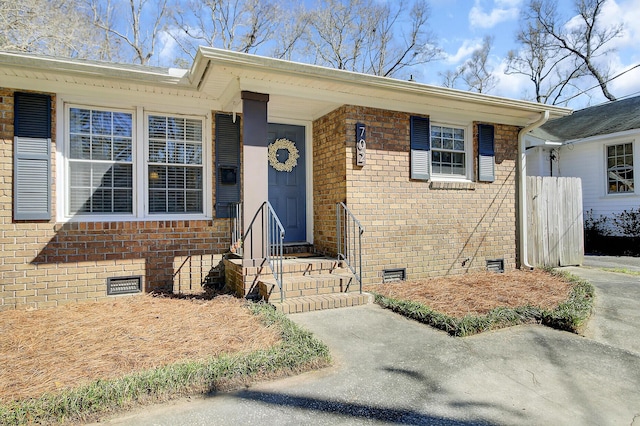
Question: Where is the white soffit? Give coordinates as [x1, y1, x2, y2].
[0, 48, 572, 126]
[197, 47, 572, 126]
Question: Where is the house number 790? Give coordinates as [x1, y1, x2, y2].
[356, 123, 366, 166]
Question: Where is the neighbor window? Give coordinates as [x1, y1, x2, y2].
[68, 107, 133, 215]
[607, 143, 634, 194]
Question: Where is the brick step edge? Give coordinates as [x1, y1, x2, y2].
[270, 292, 373, 314]
[259, 273, 359, 301]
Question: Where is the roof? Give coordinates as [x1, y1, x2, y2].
[531, 95, 640, 142]
[0, 47, 572, 126]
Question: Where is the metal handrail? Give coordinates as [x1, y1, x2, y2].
[230, 202, 243, 256]
[336, 202, 365, 293]
[243, 201, 285, 302]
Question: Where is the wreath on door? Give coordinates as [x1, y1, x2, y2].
[268, 138, 300, 172]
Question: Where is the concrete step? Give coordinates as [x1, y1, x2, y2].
[259, 271, 357, 301]
[270, 292, 373, 314]
[278, 257, 345, 276]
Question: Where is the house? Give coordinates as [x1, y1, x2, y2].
[526, 96, 640, 239]
[0, 47, 571, 311]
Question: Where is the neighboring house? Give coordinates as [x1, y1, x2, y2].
[0, 48, 571, 310]
[526, 96, 640, 232]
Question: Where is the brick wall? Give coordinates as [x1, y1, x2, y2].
[0, 89, 232, 310]
[312, 107, 348, 255]
[313, 105, 520, 285]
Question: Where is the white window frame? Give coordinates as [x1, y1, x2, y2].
[145, 112, 206, 215]
[429, 121, 473, 182]
[59, 101, 212, 222]
[605, 140, 635, 196]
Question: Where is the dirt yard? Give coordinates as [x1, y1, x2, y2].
[1, 269, 571, 404]
[365, 269, 572, 317]
[0, 294, 281, 403]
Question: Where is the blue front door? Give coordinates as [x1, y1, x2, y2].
[268, 124, 306, 243]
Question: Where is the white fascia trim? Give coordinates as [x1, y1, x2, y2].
[0, 50, 191, 87]
[198, 47, 573, 120]
[562, 128, 640, 146]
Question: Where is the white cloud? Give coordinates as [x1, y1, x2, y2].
[156, 30, 180, 67]
[468, 0, 522, 29]
[492, 59, 531, 99]
[443, 38, 484, 64]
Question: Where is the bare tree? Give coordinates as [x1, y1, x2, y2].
[0, 0, 104, 58]
[440, 68, 463, 89]
[521, 0, 622, 102]
[170, 0, 281, 62]
[270, 5, 309, 61]
[88, 0, 169, 65]
[461, 36, 497, 93]
[440, 36, 497, 93]
[506, 18, 587, 104]
[303, 0, 440, 78]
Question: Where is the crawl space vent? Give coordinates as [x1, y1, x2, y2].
[107, 276, 142, 295]
[486, 259, 505, 273]
[383, 268, 406, 283]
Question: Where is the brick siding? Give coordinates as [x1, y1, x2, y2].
[313, 105, 521, 285]
[0, 89, 232, 310]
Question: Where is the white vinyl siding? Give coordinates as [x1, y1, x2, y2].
[553, 135, 640, 224]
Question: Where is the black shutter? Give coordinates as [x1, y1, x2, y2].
[410, 116, 430, 180]
[13, 92, 51, 220]
[215, 114, 241, 218]
[478, 124, 495, 182]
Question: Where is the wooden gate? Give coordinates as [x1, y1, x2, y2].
[527, 176, 584, 267]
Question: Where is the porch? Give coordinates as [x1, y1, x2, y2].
[224, 254, 372, 314]
[222, 201, 369, 313]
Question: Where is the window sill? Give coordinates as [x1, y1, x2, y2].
[56, 213, 213, 225]
[602, 192, 638, 199]
[429, 180, 476, 191]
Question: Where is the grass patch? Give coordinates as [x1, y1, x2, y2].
[371, 270, 594, 337]
[0, 302, 330, 425]
[599, 267, 640, 276]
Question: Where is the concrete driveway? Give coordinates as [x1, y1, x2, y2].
[98, 258, 640, 426]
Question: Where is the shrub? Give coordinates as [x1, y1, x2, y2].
[612, 207, 640, 237]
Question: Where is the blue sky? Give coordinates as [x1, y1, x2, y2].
[154, 0, 640, 109]
[419, 0, 640, 108]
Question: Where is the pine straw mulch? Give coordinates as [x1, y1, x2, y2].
[365, 269, 572, 318]
[0, 294, 282, 403]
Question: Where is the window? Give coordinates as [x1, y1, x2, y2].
[431, 125, 466, 176]
[410, 117, 472, 181]
[65, 105, 207, 219]
[68, 107, 133, 215]
[607, 143, 634, 194]
[147, 115, 203, 213]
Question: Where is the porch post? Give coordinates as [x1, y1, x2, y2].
[241, 91, 269, 262]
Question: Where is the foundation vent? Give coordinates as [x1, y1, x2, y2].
[382, 268, 406, 283]
[486, 259, 505, 273]
[107, 276, 142, 295]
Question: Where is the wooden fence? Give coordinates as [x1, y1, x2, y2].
[527, 176, 584, 267]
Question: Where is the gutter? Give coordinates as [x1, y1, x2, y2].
[518, 110, 550, 269]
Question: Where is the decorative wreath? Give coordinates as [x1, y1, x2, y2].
[268, 138, 299, 172]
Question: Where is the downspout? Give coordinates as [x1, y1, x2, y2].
[518, 110, 549, 269]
